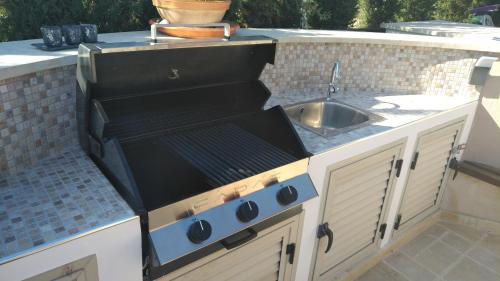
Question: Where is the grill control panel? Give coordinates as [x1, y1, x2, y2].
[149, 173, 317, 266]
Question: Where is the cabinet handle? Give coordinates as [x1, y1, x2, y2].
[317, 223, 334, 253]
[221, 228, 257, 250]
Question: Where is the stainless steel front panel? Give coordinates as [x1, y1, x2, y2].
[149, 173, 317, 266]
[148, 158, 309, 230]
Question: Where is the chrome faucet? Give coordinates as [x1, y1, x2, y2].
[328, 61, 341, 99]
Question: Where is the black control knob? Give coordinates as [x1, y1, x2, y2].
[277, 186, 298, 205]
[187, 220, 212, 244]
[237, 201, 259, 222]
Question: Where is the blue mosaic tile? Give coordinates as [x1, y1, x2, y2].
[0, 147, 135, 264]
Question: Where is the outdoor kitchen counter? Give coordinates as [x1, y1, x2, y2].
[265, 92, 477, 154]
[0, 147, 135, 265]
[2, 28, 500, 81]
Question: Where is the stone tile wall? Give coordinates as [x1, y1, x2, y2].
[261, 43, 491, 98]
[0, 65, 77, 175]
[0, 42, 495, 175]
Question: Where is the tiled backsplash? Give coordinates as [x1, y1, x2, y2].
[0, 42, 494, 174]
[0, 66, 77, 175]
[262, 43, 487, 98]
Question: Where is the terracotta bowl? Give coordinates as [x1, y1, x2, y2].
[152, 0, 231, 24]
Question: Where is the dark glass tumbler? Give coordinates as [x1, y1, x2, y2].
[40, 26, 63, 47]
[62, 25, 82, 45]
[81, 24, 98, 43]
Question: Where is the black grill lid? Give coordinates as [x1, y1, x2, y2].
[78, 37, 277, 101]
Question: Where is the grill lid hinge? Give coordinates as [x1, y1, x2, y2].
[286, 243, 296, 264]
[379, 223, 388, 239]
[394, 214, 402, 230]
[395, 159, 404, 177]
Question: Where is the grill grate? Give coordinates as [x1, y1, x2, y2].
[106, 105, 239, 140]
[161, 124, 297, 186]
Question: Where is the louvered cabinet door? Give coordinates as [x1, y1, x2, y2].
[157, 214, 301, 281]
[396, 121, 464, 231]
[314, 142, 404, 280]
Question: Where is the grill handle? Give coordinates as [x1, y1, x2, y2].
[221, 228, 257, 250]
[151, 23, 231, 42]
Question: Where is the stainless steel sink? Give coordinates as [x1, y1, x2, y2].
[285, 98, 383, 137]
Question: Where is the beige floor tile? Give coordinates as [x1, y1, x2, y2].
[478, 233, 500, 257]
[414, 241, 461, 275]
[385, 252, 437, 281]
[444, 257, 500, 281]
[400, 234, 436, 257]
[439, 221, 485, 241]
[421, 224, 447, 238]
[441, 232, 473, 253]
[467, 245, 500, 275]
[356, 262, 409, 281]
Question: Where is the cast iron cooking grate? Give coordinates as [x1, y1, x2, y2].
[161, 124, 297, 187]
[105, 104, 239, 140]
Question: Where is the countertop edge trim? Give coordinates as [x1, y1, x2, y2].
[0, 215, 139, 266]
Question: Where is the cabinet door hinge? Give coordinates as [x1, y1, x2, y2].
[394, 214, 402, 230]
[449, 157, 459, 180]
[286, 243, 296, 264]
[410, 152, 419, 170]
[395, 159, 403, 177]
[379, 223, 387, 239]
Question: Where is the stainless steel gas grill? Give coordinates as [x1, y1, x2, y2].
[76, 37, 317, 280]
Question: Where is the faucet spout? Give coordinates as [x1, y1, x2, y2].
[327, 61, 341, 99]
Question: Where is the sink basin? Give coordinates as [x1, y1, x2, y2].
[284, 98, 383, 137]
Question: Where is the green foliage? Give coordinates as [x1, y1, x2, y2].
[358, 0, 401, 29]
[464, 15, 483, 25]
[83, 0, 157, 33]
[433, 0, 486, 22]
[225, 0, 303, 28]
[0, 0, 157, 42]
[397, 0, 437, 22]
[0, 0, 84, 41]
[0, 0, 304, 41]
[432, 0, 500, 25]
[306, 0, 358, 29]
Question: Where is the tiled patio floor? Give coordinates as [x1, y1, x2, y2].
[356, 220, 500, 281]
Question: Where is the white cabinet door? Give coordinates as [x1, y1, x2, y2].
[313, 141, 405, 281]
[157, 213, 302, 281]
[395, 121, 464, 232]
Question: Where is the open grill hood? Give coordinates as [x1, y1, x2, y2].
[76, 37, 310, 219]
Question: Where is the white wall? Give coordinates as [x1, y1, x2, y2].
[0, 217, 142, 281]
[442, 62, 500, 223]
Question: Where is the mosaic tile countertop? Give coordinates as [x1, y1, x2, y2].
[0, 147, 135, 265]
[266, 91, 477, 154]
